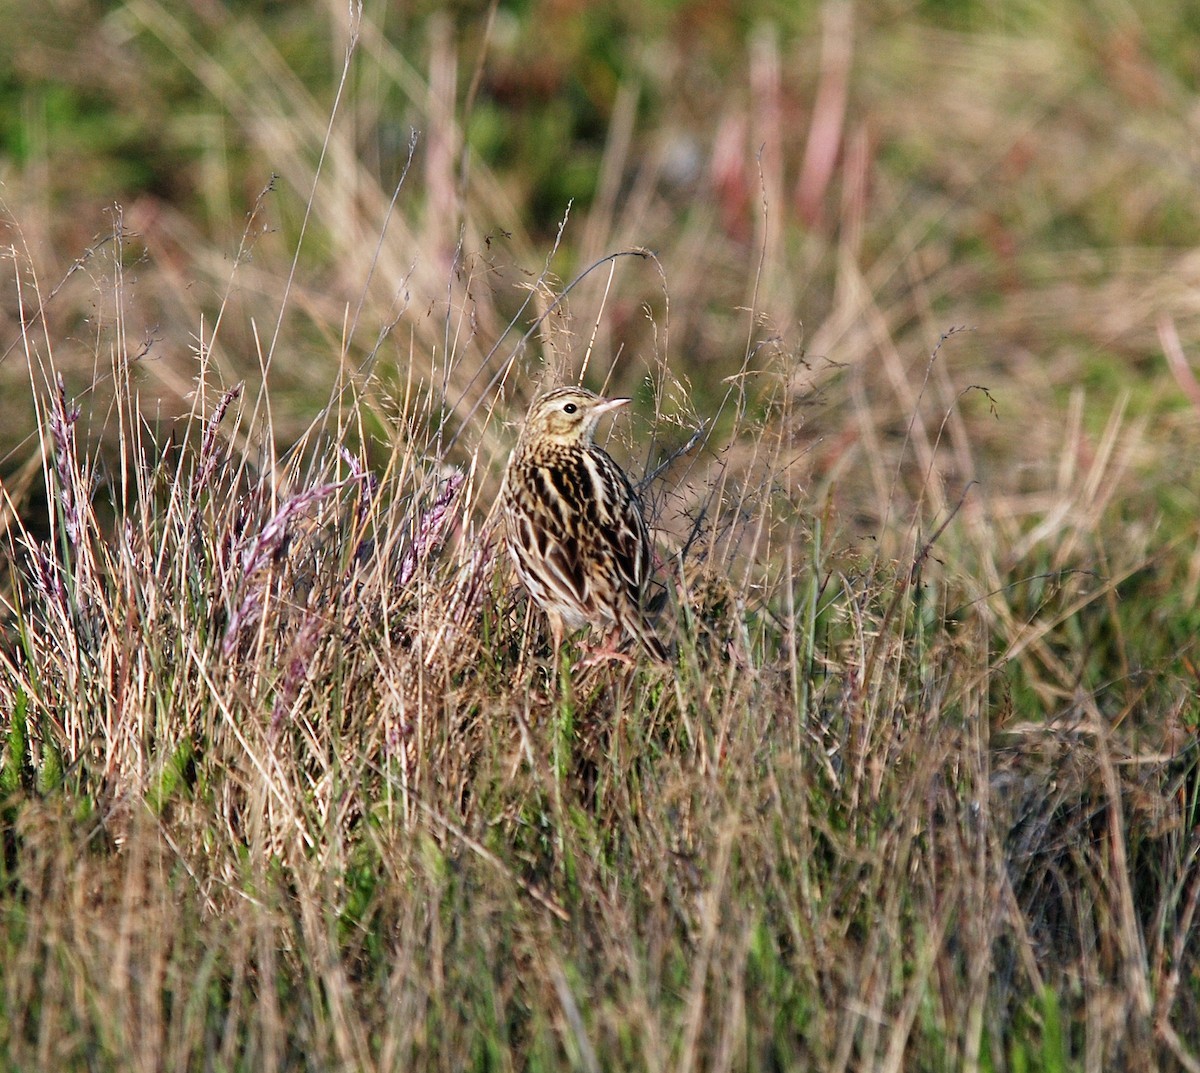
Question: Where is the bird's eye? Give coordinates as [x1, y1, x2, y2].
[563, 403, 577, 414]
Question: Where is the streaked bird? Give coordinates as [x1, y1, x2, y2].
[501, 387, 667, 664]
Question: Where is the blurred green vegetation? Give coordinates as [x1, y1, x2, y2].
[3, 0, 1194, 246]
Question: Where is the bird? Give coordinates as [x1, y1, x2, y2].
[501, 386, 668, 665]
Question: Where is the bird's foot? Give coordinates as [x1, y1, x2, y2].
[574, 645, 636, 670]
[575, 627, 636, 669]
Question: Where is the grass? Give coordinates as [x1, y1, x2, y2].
[2, 1, 1200, 1070]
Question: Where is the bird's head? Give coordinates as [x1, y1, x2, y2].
[521, 387, 630, 448]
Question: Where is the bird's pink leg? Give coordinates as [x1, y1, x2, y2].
[575, 626, 635, 669]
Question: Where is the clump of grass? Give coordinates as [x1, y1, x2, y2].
[1, 229, 1197, 1071]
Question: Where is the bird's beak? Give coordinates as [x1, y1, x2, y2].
[594, 396, 631, 416]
